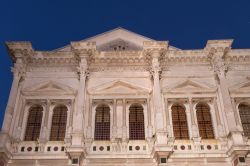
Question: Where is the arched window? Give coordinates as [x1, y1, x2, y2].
[238, 104, 250, 137]
[196, 103, 214, 139]
[50, 105, 68, 141]
[129, 104, 145, 140]
[171, 104, 189, 139]
[94, 104, 110, 140]
[24, 105, 43, 141]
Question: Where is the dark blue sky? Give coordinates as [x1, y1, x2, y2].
[0, 0, 250, 127]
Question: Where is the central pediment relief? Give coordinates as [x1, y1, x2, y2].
[97, 38, 142, 51]
[88, 80, 151, 95]
[162, 79, 216, 93]
[229, 80, 250, 94]
[22, 81, 77, 96]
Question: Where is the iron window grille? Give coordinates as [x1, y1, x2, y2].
[196, 103, 214, 139]
[94, 104, 110, 140]
[171, 104, 189, 139]
[50, 105, 67, 141]
[24, 105, 43, 141]
[129, 104, 145, 140]
[238, 104, 250, 137]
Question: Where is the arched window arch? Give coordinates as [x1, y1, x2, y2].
[129, 103, 145, 140]
[50, 105, 68, 141]
[94, 104, 110, 140]
[196, 103, 214, 139]
[171, 104, 189, 139]
[24, 105, 43, 141]
[238, 103, 250, 137]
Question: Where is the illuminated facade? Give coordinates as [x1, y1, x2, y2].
[0, 28, 250, 166]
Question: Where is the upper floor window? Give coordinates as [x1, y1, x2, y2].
[94, 104, 110, 140]
[24, 105, 43, 141]
[50, 105, 68, 141]
[171, 104, 189, 139]
[196, 103, 214, 139]
[129, 104, 145, 140]
[238, 104, 250, 137]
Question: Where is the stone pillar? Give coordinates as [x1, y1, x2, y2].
[67, 41, 96, 161]
[71, 41, 95, 146]
[164, 98, 172, 138]
[2, 60, 23, 133]
[122, 99, 127, 141]
[151, 51, 167, 145]
[3, 42, 32, 134]
[40, 100, 51, 142]
[189, 98, 199, 139]
[147, 98, 153, 138]
[206, 40, 245, 146]
[144, 41, 169, 149]
[112, 99, 117, 139]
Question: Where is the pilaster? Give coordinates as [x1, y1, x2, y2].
[144, 41, 172, 162]
[67, 41, 96, 161]
[206, 40, 247, 156]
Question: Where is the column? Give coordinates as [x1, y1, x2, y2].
[122, 99, 127, 140]
[71, 45, 91, 146]
[147, 45, 168, 145]
[112, 99, 117, 139]
[164, 98, 172, 137]
[206, 40, 244, 145]
[2, 60, 23, 132]
[189, 98, 198, 138]
[87, 98, 92, 139]
[147, 98, 153, 138]
[40, 100, 50, 142]
[213, 98, 225, 137]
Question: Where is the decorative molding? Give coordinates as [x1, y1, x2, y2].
[88, 80, 151, 95]
[22, 80, 77, 96]
[162, 79, 217, 94]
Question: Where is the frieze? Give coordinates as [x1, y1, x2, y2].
[88, 66, 150, 72]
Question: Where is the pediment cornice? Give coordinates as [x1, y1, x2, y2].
[22, 80, 77, 96]
[162, 79, 217, 94]
[88, 80, 151, 95]
[229, 79, 250, 94]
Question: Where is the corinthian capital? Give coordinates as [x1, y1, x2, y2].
[143, 41, 168, 58]
[205, 40, 233, 77]
[71, 41, 96, 59]
[6, 41, 34, 62]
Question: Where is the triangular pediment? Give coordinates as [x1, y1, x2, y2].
[22, 81, 76, 96]
[162, 79, 216, 93]
[88, 80, 151, 95]
[55, 27, 179, 51]
[230, 80, 250, 94]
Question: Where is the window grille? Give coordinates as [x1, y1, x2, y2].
[50, 105, 67, 141]
[94, 104, 110, 140]
[196, 103, 214, 139]
[239, 104, 250, 137]
[171, 104, 189, 139]
[129, 104, 145, 140]
[24, 105, 43, 141]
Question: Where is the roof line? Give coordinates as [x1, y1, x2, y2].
[52, 27, 155, 52]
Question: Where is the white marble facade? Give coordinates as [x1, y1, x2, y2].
[0, 28, 250, 166]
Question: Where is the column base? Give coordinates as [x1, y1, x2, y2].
[66, 146, 85, 166]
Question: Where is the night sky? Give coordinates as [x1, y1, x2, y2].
[0, 0, 250, 127]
